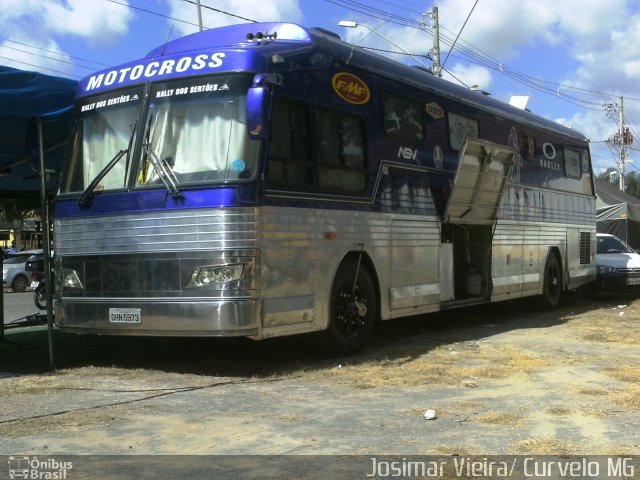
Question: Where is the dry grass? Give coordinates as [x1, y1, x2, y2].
[604, 365, 640, 384]
[0, 374, 82, 398]
[279, 414, 307, 423]
[312, 344, 552, 389]
[577, 387, 611, 396]
[472, 411, 524, 427]
[545, 406, 574, 416]
[612, 389, 640, 410]
[511, 437, 578, 455]
[567, 302, 640, 345]
[601, 365, 640, 411]
[545, 406, 613, 419]
[0, 405, 129, 438]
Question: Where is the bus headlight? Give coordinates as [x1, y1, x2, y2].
[186, 264, 244, 288]
[57, 268, 84, 290]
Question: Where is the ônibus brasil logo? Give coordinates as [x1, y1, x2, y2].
[7, 457, 73, 479]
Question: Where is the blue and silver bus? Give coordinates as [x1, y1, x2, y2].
[54, 22, 596, 353]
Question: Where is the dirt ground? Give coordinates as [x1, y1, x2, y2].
[1, 294, 639, 456]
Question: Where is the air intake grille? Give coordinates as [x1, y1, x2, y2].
[579, 232, 591, 265]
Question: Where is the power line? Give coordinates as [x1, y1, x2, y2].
[367, 0, 424, 17]
[0, 44, 99, 72]
[326, 0, 421, 29]
[179, 0, 257, 23]
[106, 0, 202, 28]
[440, 0, 478, 71]
[327, 0, 640, 107]
[0, 38, 111, 69]
[0, 55, 80, 78]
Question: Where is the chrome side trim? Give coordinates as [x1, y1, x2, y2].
[390, 283, 440, 309]
[262, 295, 314, 327]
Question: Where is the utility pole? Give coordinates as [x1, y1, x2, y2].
[604, 96, 633, 191]
[427, 7, 442, 77]
[619, 96, 627, 191]
[195, 0, 203, 31]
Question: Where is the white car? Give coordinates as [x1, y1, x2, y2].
[595, 233, 640, 293]
[2, 249, 43, 292]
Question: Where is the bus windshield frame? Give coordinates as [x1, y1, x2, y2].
[61, 73, 261, 196]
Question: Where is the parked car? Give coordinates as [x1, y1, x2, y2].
[595, 233, 640, 294]
[2, 249, 43, 293]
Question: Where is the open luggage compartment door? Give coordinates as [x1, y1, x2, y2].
[443, 137, 515, 225]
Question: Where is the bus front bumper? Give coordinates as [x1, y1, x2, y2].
[55, 297, 261, 337]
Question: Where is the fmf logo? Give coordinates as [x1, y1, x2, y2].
[332, 72, 370, 105]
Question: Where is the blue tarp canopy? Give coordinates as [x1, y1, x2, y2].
[595, 178, 640, 250]
[0, 65, 77, 197]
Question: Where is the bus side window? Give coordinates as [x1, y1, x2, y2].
[447, 111, 478, 151]
[315, 107, 368, 194]
[564, 147, 582, 179]
[268, 97, 313, 189]
[382, 91, 424, 144]
[525, 134, 536, 159]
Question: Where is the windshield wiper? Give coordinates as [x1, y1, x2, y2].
[77, 121, 137, 209]
[141, 143, 183, 200]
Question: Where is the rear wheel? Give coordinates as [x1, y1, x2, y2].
[541, 253, 562, 308]
[323, 259, 377, 355]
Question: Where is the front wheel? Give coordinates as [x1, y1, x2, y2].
[541, 253, 562, 309]
[323, 259, 378, 355]
[11, 275, 28, 293]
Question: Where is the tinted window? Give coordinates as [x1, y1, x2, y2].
[448, 111, 478, 151]
[316, 107, 367, 193]
[267, 99, 368, 195]
[564, 147, 582, 179]
[267, 98, 313, 189]
[382, 92, 424, 143]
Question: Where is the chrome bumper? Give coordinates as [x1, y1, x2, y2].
[55, 297, 261, 337]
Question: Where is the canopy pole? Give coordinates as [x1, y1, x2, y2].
[0, 247, 4, 341]
[37, 117, 55, 370]
[0, 246, 20, 347]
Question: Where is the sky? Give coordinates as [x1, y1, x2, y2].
[1, 0, 640, 176]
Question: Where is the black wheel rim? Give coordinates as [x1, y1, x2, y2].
[545, 259, 561, 301]
[13, 277, 27, 292]
[334, 282, 369, 338]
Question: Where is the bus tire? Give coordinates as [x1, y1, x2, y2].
[323, 259, 377, 356]
[541, 252, 562, 309]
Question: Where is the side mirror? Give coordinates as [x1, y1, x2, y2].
[246, 74, 281, 141]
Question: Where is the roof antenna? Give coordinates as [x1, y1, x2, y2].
[161, 25, 175, 57]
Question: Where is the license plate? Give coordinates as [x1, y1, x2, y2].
[626, 277, 640, 286]
[109, 308, 141, 324]
[30, 281, 39, 288]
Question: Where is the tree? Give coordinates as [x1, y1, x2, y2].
[597, 167, 618, 182]
[0, 197, 39, 224]
[625, 171, 640, 200]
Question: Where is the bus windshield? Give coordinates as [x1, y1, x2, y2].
[61, 74, 260, 194]
[62, 86, 143, 194]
